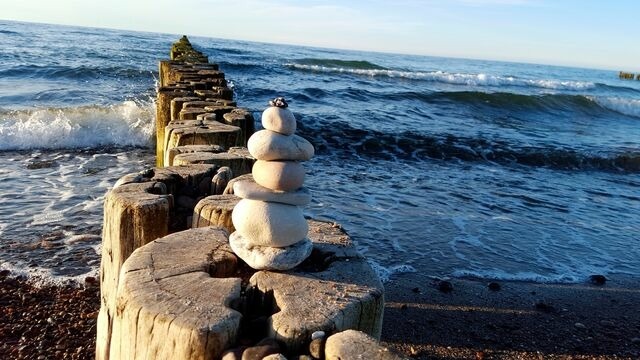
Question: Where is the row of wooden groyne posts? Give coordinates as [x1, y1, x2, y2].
[96, 36, 402, 360]
[619, 71, 640, 80]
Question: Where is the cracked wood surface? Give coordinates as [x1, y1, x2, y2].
[97, 165, 217, 360]
[100, 201, 384, 359]
[249, 220, 385, 354]
[109, 227, 241, 360]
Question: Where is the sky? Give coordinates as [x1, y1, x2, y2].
[1, 0, 639, 70]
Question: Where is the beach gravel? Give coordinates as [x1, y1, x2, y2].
[2, 269, 640, 359]
[0, 273, 98, 360]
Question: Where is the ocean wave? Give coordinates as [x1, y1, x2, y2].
[411, 91, 640, 119]
[589, 96, 640, 118]
[325, 88, 640, 119]
[0, 29, 19, 35]
[398, 91, 600, 113]
[287, 63, 595, 91]
[0, 100, 155, 150]
[300, 122, 640, 172]
[294, 58, 387, 70]
[0, 64, 153, 81]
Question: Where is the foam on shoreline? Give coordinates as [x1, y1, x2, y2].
[0, 100, 155, 150]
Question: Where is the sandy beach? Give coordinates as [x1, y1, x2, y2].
[2, 270, 639, 359]
[382, 272, 640, 359]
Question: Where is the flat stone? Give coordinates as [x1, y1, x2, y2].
[262, 106, 296, 135]
[324, 330, 406, 360]
[248, 130, 314, 161]
[229, 232, 312, 270]
[232, 199, 308, 247]
[252, 160, 305, 192]
[223, 173, 254, 195]
[233, 181, 311, 206]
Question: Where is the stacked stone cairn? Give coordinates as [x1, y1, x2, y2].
[230, 97, 315, 270]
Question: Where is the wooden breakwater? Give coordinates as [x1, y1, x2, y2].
[619, 71, 640, 80]
[96, 36, 390, 360]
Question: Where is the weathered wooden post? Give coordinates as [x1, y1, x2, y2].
[97, 36, 387, 360]
[96, 165, 218, 360]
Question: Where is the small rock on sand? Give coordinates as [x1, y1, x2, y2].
[589, 274, 607, 285]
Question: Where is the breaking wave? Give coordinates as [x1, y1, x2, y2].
[287, 60, 596, 91]
[0, 100, 155, 150]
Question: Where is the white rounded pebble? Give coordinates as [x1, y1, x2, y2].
[252, 160, 305, 191]
[229, 232, 313, 270]
[232, 199, 308, 247]
[248, 130, 314, 161]
[262, 106, 297, 135]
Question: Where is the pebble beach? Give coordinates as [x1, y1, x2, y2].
[2, 270, 640, 359]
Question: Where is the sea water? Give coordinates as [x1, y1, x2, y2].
[1, 20, 639, 285]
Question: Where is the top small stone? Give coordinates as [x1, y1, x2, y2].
[262, 97, 297, 135]
[269, 97, 288, 108]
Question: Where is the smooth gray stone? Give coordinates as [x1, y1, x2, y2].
[233, 180, 311, 206]
[232, 199, 308, 248]
[325, 330, 407, 360]
[248, 130, 314, 161]
[261, 106, 296, 135]
[229, 232, 312, 270]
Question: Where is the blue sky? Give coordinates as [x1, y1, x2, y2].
[2, 0, 639, 70]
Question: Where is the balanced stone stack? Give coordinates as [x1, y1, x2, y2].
[230, 98, 315, 270]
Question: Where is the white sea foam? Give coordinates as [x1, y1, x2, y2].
[452, 269, 582, 283]
[287, 64, 595, 91]
[589, 96, 640, 118]
[0, 100, 155, 150]
[0, 261, 99, 288]
[367, 259, 417, 283]
[31, 211, 65, 226]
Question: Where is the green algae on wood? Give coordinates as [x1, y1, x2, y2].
[170, 35, 208, 63]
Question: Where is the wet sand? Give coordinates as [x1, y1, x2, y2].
[381, 273, 640, 359]
[1, 270, 639, 359]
